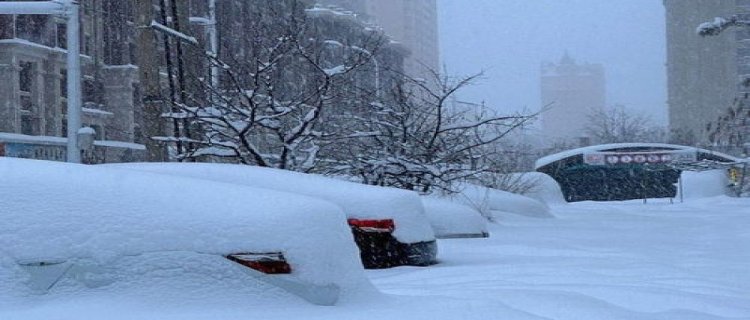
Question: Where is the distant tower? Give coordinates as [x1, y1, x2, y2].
[540, 53, 606, 145]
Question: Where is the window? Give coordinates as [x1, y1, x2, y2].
[19, 62, 34, 93]
[0, 15, 14, 39]
[19, 62, 37, 135]
[16, 15, 50, 45]
[61, 103, 68, 137]
[20, 96, 34, 135]
[60, 69, 67, 98]
[56, 23, 67, 49]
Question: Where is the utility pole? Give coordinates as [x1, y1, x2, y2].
[135, 0, 168, 161]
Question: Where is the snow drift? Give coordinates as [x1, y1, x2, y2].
[678, 169, 728, 199]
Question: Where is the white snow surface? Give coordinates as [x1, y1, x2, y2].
[370, 197, 750, 320]
[421, 197, 488, 238]
[451, 184, 553, 219]
[5, 194, 749, 319]
[104, 163, 435, 244]
[679, 169, 728, 199]
[0, 158, 369, 294]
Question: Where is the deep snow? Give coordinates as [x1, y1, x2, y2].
[3, 160, 749, 319]
[5, 196, 749, 319]
[370, 197, 750, 319]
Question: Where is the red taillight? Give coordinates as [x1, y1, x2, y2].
[347, 219, 395, 233]
[226, 252, 292, 274]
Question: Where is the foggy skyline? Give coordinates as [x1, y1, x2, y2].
[438, 0, 667, 125]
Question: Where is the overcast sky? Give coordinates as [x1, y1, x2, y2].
[438, 0, 667, 124]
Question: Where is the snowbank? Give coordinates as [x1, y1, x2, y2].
[450, 184, 553, 219]
[503, 172, 566, 205]
[105, 163, 435, 244]
[0, 158, 369, 295]
[421, 198, 488, 239]
[678, 169, 728, 199]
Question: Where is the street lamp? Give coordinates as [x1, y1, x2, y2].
[0, 0, 82, 163]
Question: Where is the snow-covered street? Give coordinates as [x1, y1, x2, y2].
[369, 197, 750, 319]
[4, 191, 750, 320]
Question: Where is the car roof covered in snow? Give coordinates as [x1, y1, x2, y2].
[104, 163, 435, 244]
[449, 184, 553, 219]
[0, 158, 366, 289]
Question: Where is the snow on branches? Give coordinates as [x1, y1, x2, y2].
[697, 15, 750, 37]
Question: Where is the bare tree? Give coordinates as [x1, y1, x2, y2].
[324, 69, 536, 194]
[170, 1, 385, 171]
[707, 98, 750, 155]
[134, 0, 168, 161]
[695, 16, 750, 153]
[585, 105, 666, 144]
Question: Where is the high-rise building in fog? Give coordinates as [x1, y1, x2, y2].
[540, 53, 606, 145]
[317, 0, 440, 82]
[663, 0, 750, 145]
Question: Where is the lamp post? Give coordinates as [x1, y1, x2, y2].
[0, 0, 82, 163]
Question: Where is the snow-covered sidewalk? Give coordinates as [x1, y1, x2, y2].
[369, 197, 750, 320]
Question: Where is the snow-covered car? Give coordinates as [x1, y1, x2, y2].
[105, 163, 438, 269]
[421, 198, 489, 239]
[450, 184, 554, 220]
[0, 158, 373, 308]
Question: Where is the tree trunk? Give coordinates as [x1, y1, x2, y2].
[135, 0, 168, 161]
